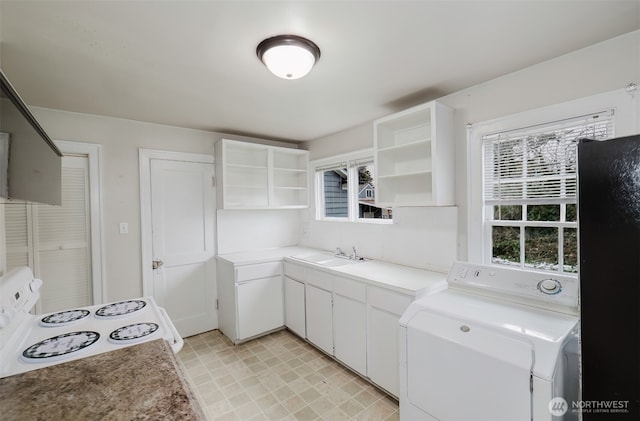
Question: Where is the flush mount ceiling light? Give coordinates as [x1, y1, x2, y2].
[256, 35, 321, 80]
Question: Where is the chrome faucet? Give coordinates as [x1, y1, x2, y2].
[351, 246, 357, 260]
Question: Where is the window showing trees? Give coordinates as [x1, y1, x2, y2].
[483, 110, 614, 273]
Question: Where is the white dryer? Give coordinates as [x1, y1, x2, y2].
[399, 261, 580, 421]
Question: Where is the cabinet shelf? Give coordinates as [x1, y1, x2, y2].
[378, 170, 433, 180]
[374, 100, 454, 207]
[226, 184, 267, 189]
[226, 163, 268, 170]
[274, 186, 307, 190]
[377, 138, 430, 154]
[273, 167, 307, 173]
[216, 139, 309, 209]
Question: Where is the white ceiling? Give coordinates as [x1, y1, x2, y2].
[1, 1, 639, 143]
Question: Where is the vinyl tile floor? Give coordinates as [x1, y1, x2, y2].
[176, 329, 399, 421]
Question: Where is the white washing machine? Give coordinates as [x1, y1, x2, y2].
[399, 261, 580, 421]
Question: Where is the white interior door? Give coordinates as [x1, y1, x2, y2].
[149, 157, 216, 338]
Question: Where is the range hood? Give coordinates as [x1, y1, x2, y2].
[0, 68, 62, 206]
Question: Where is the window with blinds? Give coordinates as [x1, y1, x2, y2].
[4, 156, 92, 312]
[482, 110, 615, 273]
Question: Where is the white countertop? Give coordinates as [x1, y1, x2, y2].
[217, 246, 449, 296]
[329, 260, 448, 296]
[216, 246, 318, 265]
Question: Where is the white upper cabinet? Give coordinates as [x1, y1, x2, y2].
[374, 100, 454, 206]
[216, 139, 309, 209]
[270, 147, 309, 208]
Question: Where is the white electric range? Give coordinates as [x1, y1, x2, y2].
[0, 266, 183, 379]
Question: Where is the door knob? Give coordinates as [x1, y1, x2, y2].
[152, 260, 164, 270]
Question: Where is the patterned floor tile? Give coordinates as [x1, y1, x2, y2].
[176, 330, 399, 420]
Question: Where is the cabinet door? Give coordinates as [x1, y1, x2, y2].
[305, 285, 333, 355]
[368, 306, 402, 397]
[333, 293, 367, 375]
[284, 276, 305, 338]
[216, 259, 238, 342]
[237, 275, 284, 340]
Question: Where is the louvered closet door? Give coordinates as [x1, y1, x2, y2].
[4, 156, 91, 313]
[4, 205, 31, 269]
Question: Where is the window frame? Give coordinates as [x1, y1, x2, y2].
[482, 111, 614, 274]
[312, 149, 393, 224]
[467, 88, 638, 273]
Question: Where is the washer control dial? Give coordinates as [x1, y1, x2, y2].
[538, 279, 562, 295]
[30, 278, 43, 292]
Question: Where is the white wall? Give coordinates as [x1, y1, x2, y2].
[3, 30, 637, 294]
[216, 209, 300, 255]
[442, 30, 640, 261]
[26, 109, 217, 301]
[300, 206, 458, 273]
[20, 109, 299, 301]
[303, 30, 640, 269]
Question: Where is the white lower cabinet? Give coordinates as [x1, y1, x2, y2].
[284, 276, 305, 338]
[333, 293, 367, 375]
[233, 256, 420, 399]
[216, 258, 284, 344]
[367, 286, 413, 397]
[237, 275, 284, 340]
[305, 284, 333, 355]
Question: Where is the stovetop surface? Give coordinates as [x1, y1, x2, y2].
[1, 297, 178, 378]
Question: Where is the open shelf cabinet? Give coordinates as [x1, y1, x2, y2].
[374, 100, 454, 206]
[216, 139, 309, 209]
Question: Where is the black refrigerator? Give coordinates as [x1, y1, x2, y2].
[578, 134, 640, 421]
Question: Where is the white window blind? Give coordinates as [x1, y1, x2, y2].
[483, 110, 615, 205]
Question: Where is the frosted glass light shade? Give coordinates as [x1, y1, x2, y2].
[257, 35, 320, 80]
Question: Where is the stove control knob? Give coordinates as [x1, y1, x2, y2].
[0, 308, 10, 329]
[538, 279, 561, 294]
[29, 278, 43, 292]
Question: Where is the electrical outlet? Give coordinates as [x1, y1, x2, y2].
[119, 222, 129, 234]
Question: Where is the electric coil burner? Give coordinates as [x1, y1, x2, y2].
[109, 322, 159, 344]
[0, 267, 183, 379]
[22, 331, 100, 362]
[95, 300, 146, 318]
[40, 309, 90, 326]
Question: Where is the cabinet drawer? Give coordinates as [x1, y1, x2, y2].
[236, 261, 282, 282]
[284, 262, 305, 281]
[334, 277, 366, 302]
[368, 287, 412, 315]
[306, 268, 335, 291]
